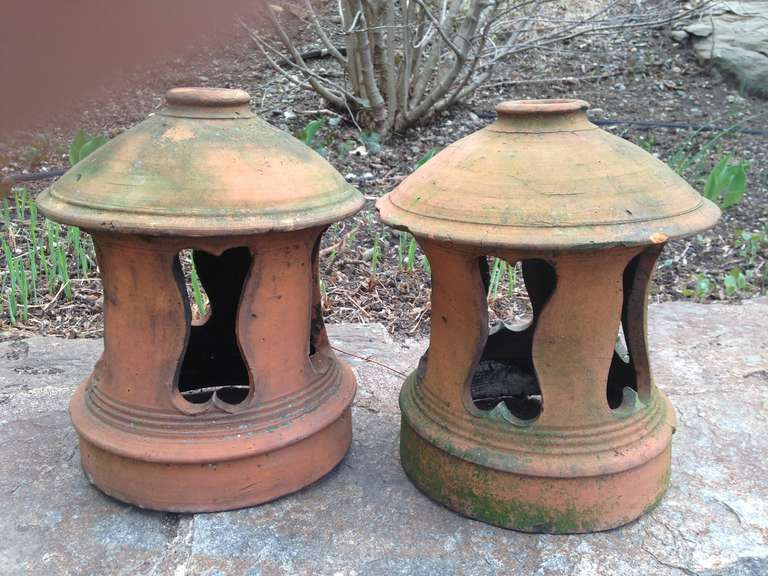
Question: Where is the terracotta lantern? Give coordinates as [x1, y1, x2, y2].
[377, 99, 720, 533]
[38, 88, 364, 512]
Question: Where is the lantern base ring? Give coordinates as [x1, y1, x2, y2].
[399, 371, 674, 533]
[70, 364, 356, 513]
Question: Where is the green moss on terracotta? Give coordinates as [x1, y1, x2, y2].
[400, 421, 600, 533]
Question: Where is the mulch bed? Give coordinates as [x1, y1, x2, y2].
[1, 3, 766, 339]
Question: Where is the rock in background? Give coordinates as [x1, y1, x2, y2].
[676, 1, 768, 96]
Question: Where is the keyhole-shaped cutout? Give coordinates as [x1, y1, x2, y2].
[177, 247, 252, 406]
[470, 258, 556, 422]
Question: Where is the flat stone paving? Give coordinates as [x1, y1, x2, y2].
[1, 299, 767, 576]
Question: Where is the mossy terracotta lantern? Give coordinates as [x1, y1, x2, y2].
[38, 88, 364, 512]
[377, 99, 720, 533]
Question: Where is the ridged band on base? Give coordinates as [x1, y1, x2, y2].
[399, 372, 674, 533]
[71, 364, 356, 512]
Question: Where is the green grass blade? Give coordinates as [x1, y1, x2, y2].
[407, 236, 417, 273]
[371, 236, 381, 275]
[488, 258, 504, 299]
[420, 254, 431, 276]
[189, 256, 207, 316]
[507, 263, 517, 297]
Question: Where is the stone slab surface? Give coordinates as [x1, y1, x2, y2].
[1, 300, 767, 576]
[683, 1, 768, 96]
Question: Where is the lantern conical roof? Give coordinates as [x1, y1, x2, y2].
[38, 88, 363, 235]
[377, 99, 720, 250]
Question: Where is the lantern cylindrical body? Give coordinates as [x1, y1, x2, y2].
[377, 99, 720, 533]
[38, 88, 364, 511]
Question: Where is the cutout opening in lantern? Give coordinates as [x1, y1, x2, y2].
[468, 257, 557, 423]
[177, 246, 252, 407]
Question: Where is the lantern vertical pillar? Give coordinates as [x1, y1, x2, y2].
[531, 251, 633, 428]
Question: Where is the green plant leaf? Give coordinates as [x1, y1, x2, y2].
[360, 131, 382, 154]
[295, 118, 327, 148]
[703, 156, 747, 209]
[69, 129, 87, 166]
[78, 135, 107, 162]
[69, 131, 107, 166]
[415, 147, 437, 170]
[703, 157, 726, 200]
[305, 119, 326, 145]
[720, 164, 747, 209]
[337, 140, 356, 155]
[693, 274, 712, 298]
[728, 267, 748, 291]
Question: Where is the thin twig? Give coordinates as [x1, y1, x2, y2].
[481, 69, 622, 88]
[320, 225, 360, 258]
[42, 280, 71, 312]
[305, 0, 348, 65]
[330, 345, 409, 378]
[250, 0, 711, 136]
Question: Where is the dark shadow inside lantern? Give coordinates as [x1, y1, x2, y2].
[607, 322, 637, 409]
[306, 231, 336, 376]
[309, 234, 324, 359]
[470, 258, 556, 421]
[177, 247, 252, 405]
[606, 251, 654, 410]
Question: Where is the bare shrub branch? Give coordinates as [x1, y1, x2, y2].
[247, 0, 713, 138]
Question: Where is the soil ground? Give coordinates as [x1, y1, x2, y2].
[1, 1, 766, 338]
